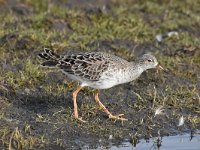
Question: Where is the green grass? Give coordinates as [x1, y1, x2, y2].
[0, 0, 200, 149]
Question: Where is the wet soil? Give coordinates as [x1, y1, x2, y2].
[0, 0, 200, 149]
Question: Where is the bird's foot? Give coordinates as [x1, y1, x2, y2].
[73, 113, 87, 123]
[108, 114, 128, 121]
[75, 116, 87, 123]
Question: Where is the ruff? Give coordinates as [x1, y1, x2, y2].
[38, 48, 163, 122]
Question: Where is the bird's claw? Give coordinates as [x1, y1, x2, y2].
[75, 117, 87, 123]
[108, 114, 128, 121]
[72, 113, 87, 123]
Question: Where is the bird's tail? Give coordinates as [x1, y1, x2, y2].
[38, 48, 61, 68]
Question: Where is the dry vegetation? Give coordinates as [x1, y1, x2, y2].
[0, 0, 199, 149]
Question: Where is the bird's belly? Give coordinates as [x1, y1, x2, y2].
[81, 76, 123, 89]
[85, 80, 118, 89]
[87, 70, 140, 89]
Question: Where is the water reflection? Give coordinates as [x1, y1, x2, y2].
[83, 131, 200, 150]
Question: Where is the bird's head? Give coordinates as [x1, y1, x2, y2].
[136, 54, 163, 71]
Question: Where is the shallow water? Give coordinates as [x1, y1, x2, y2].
[83, 132, 200, 150]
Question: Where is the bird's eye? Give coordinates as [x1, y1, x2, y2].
[147, 59, 153, 62]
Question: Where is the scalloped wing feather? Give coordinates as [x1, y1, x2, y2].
[57, 53, 110, 81]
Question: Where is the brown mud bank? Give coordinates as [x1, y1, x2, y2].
[0, 0, 199, 149]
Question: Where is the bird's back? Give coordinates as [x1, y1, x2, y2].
[38, 49, 129, 83]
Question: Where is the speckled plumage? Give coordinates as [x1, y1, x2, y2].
[38, 48, 158, 89]
[38, 48, 162, 122]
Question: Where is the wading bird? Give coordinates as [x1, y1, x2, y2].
[38, 48, 163, 122]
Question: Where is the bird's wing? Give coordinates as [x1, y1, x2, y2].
[57, 52, 110, 81]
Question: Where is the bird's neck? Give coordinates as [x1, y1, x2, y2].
[130, 62, 145, 72]
[132, 62, 149, 72]
[121, 62, 145, 82]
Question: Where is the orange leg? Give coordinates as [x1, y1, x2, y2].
[72, 86, 86, 122]
[94, 90, 128, 121]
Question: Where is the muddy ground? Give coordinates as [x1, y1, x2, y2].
[0, 0, 200, 149]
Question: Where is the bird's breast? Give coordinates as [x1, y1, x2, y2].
[98, 67, 142, 88]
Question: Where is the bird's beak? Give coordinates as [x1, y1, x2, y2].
[156, 64, 164, 70]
